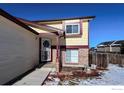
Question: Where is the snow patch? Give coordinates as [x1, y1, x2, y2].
[44, 64, 124, 85]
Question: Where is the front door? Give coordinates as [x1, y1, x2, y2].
[41, 38, 51, 62]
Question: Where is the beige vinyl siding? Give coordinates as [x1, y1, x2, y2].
[48, 20, 89, 46]
[0, 16, 39, 84]
[48, 24, 63, 29]
[61, 20, 88, 45]
[30, 19, 89, 46]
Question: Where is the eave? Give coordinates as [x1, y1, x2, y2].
[0, 9, 39, 35]
[18, 18, 64, 36]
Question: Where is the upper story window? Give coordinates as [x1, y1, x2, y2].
[65, 24, 80, 34]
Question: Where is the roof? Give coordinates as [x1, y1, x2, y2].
[0, 9, 95, 36]
[111, 40, 124, 46]
[114, 40, 124, 44]
[98, 41, 115, 46]
[32, 16, 96, 22]
[0, 9, 39, 35]
[17, 18, 64, 36]
[97, 41, 115, 47]
[97, 40, 124, 47]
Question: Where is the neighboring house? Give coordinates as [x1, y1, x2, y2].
[89, 47, 97, 53]
[0, 9, 95, 84]
[97, 40, 124, 53]
[110, 40, 124, 53]
[97, 41, 115, 52]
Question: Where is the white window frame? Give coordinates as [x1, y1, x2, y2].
[65, 23, 80, 35]
[65, 49, 79, 63]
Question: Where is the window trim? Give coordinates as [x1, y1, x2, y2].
[65, 23, 80, 35]
[65, 49, 79, 64]
[62, 20, 83, 38]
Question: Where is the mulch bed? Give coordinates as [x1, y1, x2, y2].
[46, 69, 102, 81]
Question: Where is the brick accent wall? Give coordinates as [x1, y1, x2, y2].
[79, 48, 89, 66]
[61, 48, 89, 67]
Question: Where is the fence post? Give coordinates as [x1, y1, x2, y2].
[89, 52, 124, 69]
[106, 53, 109, 68]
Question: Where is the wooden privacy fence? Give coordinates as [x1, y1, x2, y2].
[89, 52, 124, 68]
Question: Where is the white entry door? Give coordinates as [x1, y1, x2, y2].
[41, 38, 51, 62]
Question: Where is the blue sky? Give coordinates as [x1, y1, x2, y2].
[0, 3, 124, 47]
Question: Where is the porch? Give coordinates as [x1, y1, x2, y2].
[18, 18, 65, 72]
[38, 28, 64, 72]
[18, 18, 89, 72]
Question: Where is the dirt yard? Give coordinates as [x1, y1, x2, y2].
[43, 64, 124, 85]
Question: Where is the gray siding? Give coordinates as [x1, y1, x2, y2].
[97, 47, 105, 52]
[0, 16, 39, 84]
[111, 47, 121, 53]
[105, 47, 110, 52]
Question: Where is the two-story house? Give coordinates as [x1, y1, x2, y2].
[19, 16, 95, 72]
[0, 9, 95, 84]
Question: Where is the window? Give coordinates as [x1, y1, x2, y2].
[66, 49, 78, 63]
[43, 40, 50, 47]
[65, 24, 80, 34]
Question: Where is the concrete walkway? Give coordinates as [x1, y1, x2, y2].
[13, 66, 54, 85]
